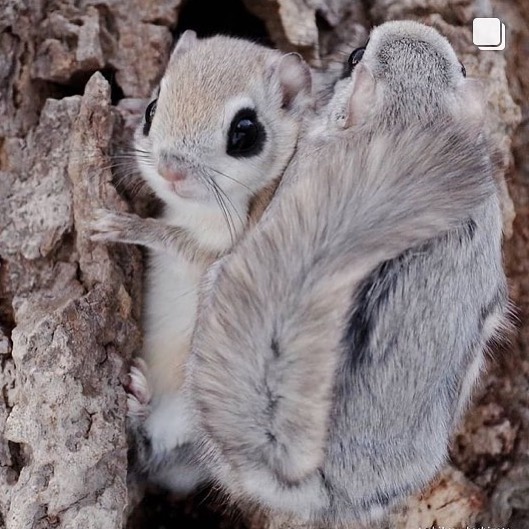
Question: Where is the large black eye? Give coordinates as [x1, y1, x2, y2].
[226, 108, 266, 158]
[342, 46, 366, 78]
[460, 62, 467, 78]
[348, 47, 365, 68]
[143, 99, 158, 136]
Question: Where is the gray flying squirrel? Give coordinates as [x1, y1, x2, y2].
[187, 21, 510, 524]
[89, 32, 312, 492]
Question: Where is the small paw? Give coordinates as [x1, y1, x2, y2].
[125, 358, 152, 420]
[88, 209, 135, 243]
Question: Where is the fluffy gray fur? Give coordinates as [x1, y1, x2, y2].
[188, 20, 509, 524]
[89, 32, 313, 493]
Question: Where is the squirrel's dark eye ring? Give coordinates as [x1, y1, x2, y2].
[226, 108, 266, 158]
[348, 47, 366, 70]
[342, 46, 366, 78]
[143, 99, 158, 136]
[460, 62, 467, 78]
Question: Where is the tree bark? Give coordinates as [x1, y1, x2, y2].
[0, 0, 527, 528]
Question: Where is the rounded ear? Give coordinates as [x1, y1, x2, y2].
[169, 30, 198, 64]
[457, 79, 486, 124]
[344, 63, 376, 128]
[269, 52, 312, 110]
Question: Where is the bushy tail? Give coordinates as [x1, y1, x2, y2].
[190, 122, 496, 505]
[312, 122, 496, 279]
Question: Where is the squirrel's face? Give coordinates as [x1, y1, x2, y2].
[328, 20, 483, 130]
[134, 32, 312, 217]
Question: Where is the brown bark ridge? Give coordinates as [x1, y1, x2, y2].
[0, 0, 527, 528]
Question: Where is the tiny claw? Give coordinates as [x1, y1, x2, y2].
[88, 209, 132, 243]
[125, 358, 152, 419]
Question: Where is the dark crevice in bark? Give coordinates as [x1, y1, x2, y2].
[127, 487, 250, 529]
[315, 9, 334, 33]
[175, 0, 272, 46]
[7, 441, 28, 483]
[0, 257, 15, 339]
[45, 68, 125, 104]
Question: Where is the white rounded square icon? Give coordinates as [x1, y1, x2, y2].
[472, 18, 506, 50]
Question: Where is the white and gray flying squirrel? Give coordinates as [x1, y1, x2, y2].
[186, 21, 510, 524]
[90, 31, 312, 491]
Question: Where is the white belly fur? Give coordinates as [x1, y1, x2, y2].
[142, 248, 205, 455]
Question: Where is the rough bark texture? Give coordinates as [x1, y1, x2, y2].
[0, 0, 527, 528]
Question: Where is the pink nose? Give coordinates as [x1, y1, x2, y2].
[158, 164, 187, 182]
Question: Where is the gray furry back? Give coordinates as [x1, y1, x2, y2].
[188, 18, 510, 525]
[321, 192, 508, 524]
[188, 120, 504, 524]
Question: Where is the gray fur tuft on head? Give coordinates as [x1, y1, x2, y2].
[328, 20, 484, 130]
